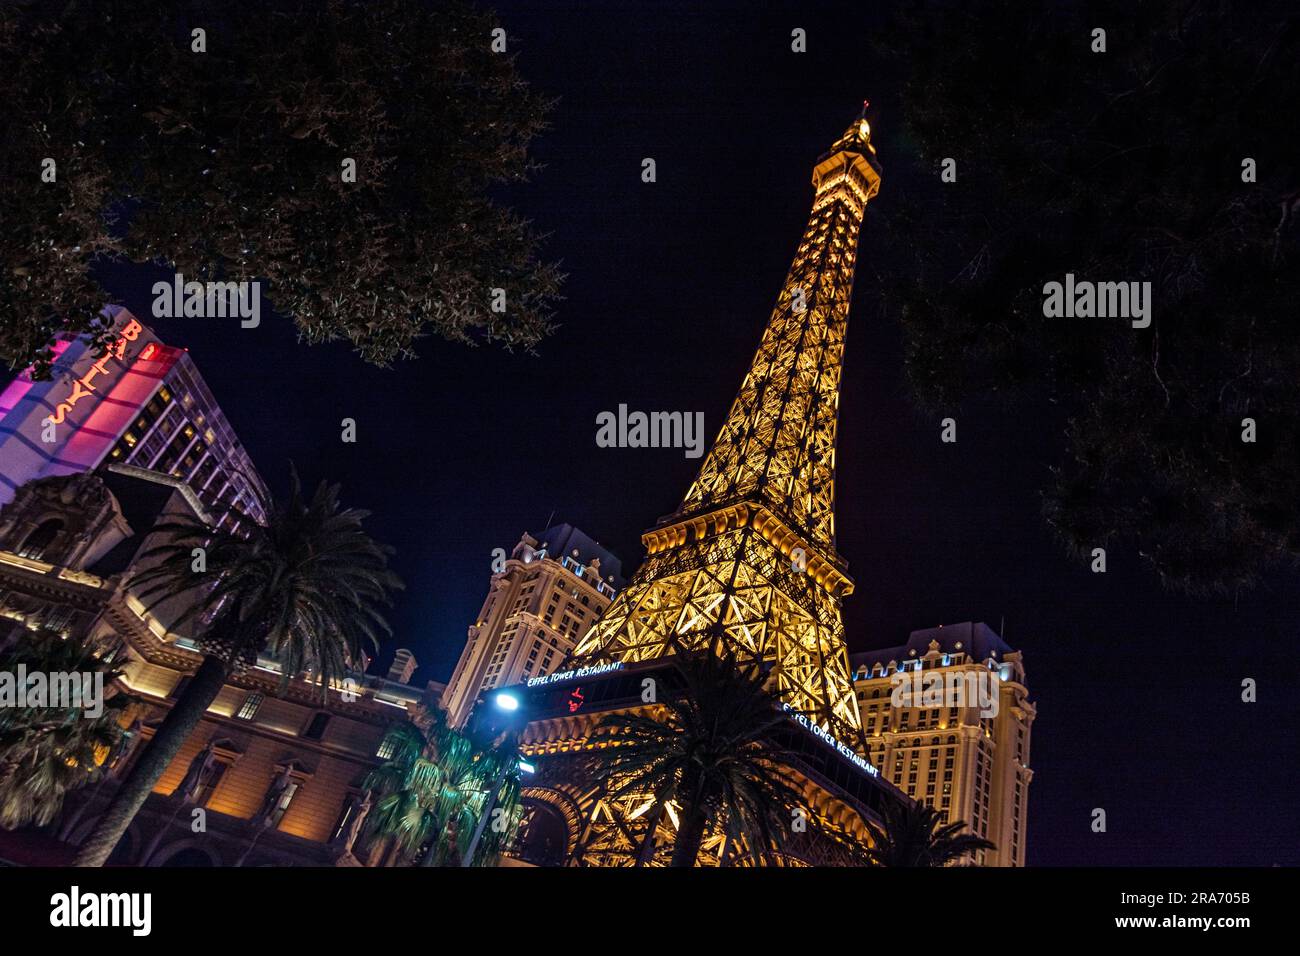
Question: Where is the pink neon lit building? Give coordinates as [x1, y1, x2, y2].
[0, 307, 267, 523]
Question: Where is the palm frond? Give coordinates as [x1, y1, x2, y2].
[864, 799, 996, 867]
[587, 641, 823, 866]
[125, 466, 401, 696]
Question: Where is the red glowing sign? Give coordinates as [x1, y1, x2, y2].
[46, 320, 144, 425]
[139, 343, 158, 361]
[568, 687, 585, 713]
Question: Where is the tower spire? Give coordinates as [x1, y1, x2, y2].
[574, 112, 882, 743]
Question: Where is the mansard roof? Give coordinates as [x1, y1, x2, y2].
[849, 621, 1016, 672]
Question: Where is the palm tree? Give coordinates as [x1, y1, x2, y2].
[364, 720, 460, 866]
[863, 800, 995, 867]
[0, 630, 130, 830]
[72, 468, 400, 866]
[455, 731, 523, 867]
[590, 640, 811, 867]
[364, 715, 521, 867]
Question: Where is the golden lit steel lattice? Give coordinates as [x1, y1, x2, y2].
[574, 112, 882, 746]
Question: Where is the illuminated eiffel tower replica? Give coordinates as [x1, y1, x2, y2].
[508, 109, 897, 867]
[571, 107, 881, 744]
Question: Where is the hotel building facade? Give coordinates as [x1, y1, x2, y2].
[851, 622, 1035, 866]
[0, 465, 432, 866]
[0, 317, 440, 866]
[441, 524, 623, 728]
[0, 306, 267, 526]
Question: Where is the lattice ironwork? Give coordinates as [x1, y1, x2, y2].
[517, 749, 868, 867]
[574, 113, 882, 746]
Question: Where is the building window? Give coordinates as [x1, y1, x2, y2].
[193, 762, 228, 806]
[304, 713, 331, 740]
[17, 519, 62, 560]
[376, 737, 397, 760]
[268, 780, 301, 828]
[40, 605, 76, 634]
[330, 798, 358, 843]
[236, 693, 264, 721]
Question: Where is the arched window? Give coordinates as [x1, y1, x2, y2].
[514, 798, 571, 867]
[17, 519, 62, 560]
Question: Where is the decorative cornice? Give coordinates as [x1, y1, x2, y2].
[106, 597, 414, 728]
[0, 552, 113, 610]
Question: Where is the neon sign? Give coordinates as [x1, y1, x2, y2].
[45, 320, 144, 425]
[524, 661, 623, 688]
[781, 703, 879, 777]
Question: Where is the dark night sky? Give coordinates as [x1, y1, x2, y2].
[82, 1, 1300, 865]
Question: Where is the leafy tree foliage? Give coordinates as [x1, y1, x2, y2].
[0, 0, 559, 377]
[875, 0, 1300, 594]
[591, 640, 818, 867]
[365, 715, 521, 867]
[0, 631, 130, 830]
[863, 800, 994, 867]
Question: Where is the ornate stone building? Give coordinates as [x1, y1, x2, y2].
[851, 623, 1035, 865]
[0, 465, 434, 866]
[442, 524, 623, 728]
